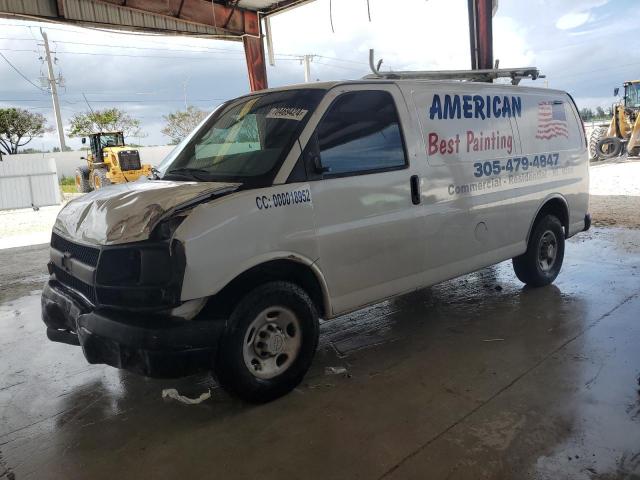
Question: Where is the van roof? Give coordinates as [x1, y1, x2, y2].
[258, 79, 569, 96]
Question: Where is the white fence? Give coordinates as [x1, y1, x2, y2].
[0, 156, 60, 210]
[6, 145, 175, 179]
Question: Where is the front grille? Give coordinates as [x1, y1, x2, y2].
[51, 233, 100, 266]
[52, 264, 97, 304]
[118, 150, 142, 171]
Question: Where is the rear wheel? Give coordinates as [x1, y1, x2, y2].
[513, 215, 565, 287]
[75, 166, 91, 193]
[595, 136, 623, 160]
[214, 281, 319, 403]
[90, 168, 111, 190]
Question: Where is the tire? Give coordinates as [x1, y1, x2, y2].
[588, 126, 606, 161]
[214, 281, 319, 403]
[89, 168, 111, 190]
[512, 215, 565, 287]
[595, 136, 623, 160]
[75, 166, 91, 193]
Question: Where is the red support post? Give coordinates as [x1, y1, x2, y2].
[468, 0, 493, 70]
[242, 11, 267, 92]
[243, 35, 268, 92]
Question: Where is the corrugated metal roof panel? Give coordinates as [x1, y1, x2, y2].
[62, 0, 220, 34]
[0, 0, 317, 34]
[0, 0, 57, 17]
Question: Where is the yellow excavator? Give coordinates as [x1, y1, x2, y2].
[75, 131, 152, 192]
[590, 80, 640, 160]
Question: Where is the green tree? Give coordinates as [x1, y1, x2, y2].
[579, 107, 594, 121]
[595, 106, 606, 119]
[0, 108, 47, 155]
[68, 108, 144, 138]
[161, 106, 208, 144]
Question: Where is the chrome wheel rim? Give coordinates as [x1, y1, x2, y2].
[242, 306, 302, 380]
[538, 230, 558, 272]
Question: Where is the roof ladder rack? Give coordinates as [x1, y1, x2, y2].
[364, 49, 544, 85]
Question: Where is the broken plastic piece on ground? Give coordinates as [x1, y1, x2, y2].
[161, 388, 211, 405]
[325, 366, 348, 375]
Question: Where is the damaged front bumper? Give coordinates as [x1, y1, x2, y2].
[41, 280, 223, 378]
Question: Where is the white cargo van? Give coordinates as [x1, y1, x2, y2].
[42, 78, 590, 402]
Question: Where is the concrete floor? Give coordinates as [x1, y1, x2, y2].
[1, 227, 640, 480]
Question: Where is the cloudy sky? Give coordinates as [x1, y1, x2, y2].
[0, 0, 637, 151]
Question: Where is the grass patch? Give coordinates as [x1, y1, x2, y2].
[59, 175, 78, 193]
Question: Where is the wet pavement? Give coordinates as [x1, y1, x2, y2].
[1, 227, 640, 479]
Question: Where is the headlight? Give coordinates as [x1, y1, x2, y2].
[97, 246, 172, 286]
[95, 242, 185, 309]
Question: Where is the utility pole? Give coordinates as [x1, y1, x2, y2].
[182, 76, 191, 110]
[301, 55, 314, 83]
[40, 28, 66, 151]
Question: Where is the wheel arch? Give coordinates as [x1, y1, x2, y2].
[527, 195, 570, 242]
[203, 255, 331, 320]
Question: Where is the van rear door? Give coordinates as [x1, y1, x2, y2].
[508, 92, 589, 242]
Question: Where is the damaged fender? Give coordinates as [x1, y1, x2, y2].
[54, 180, 240, 245]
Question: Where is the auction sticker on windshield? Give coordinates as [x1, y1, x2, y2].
[266, 107, 308, 121]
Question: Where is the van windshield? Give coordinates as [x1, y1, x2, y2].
[161, 89, 325, 185]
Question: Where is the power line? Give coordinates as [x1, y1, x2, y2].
[0, 36, 246, 55]
[0, 46, 321, 64]
[0, 51, 47, 93]
[313, 60, 365, 72]
[0, 46, 245, 60]
[56, 49, 247, 60]
[0, 36, 370, 66]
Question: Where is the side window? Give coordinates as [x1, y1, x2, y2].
[317, 90, 407, 176]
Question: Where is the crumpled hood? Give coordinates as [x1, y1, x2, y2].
[54, 180, 239, 245]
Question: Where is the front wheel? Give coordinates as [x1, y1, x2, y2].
[513, 215, 565, 287]
[90, 168, 111, 190]
[214, 281, 319, 403]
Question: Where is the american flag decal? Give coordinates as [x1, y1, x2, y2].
[536, 101, 569, 140]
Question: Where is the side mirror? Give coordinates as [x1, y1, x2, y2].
[306, 133, 331, 174]
[614, 87, 620, 97]
[81, 137, 87, 144]
[80, 156, 86, 160]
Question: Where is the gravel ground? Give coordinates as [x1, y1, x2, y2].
[589, 159, 640, 196]
[588, 158, 640, 228]
[590, 195, 640, 229]
[0, 205, 60, 250]
[0, 193, 80, 250]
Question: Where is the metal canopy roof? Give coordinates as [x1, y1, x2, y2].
[0, 0, 315, 37]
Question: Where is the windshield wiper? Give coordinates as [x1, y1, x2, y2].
[164, 167, 213, 181]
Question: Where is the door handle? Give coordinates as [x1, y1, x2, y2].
[410, 175, 421, 205]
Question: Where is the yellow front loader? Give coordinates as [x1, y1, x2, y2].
[590, 80, 640, 160]
[75, 132, 152, 192]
